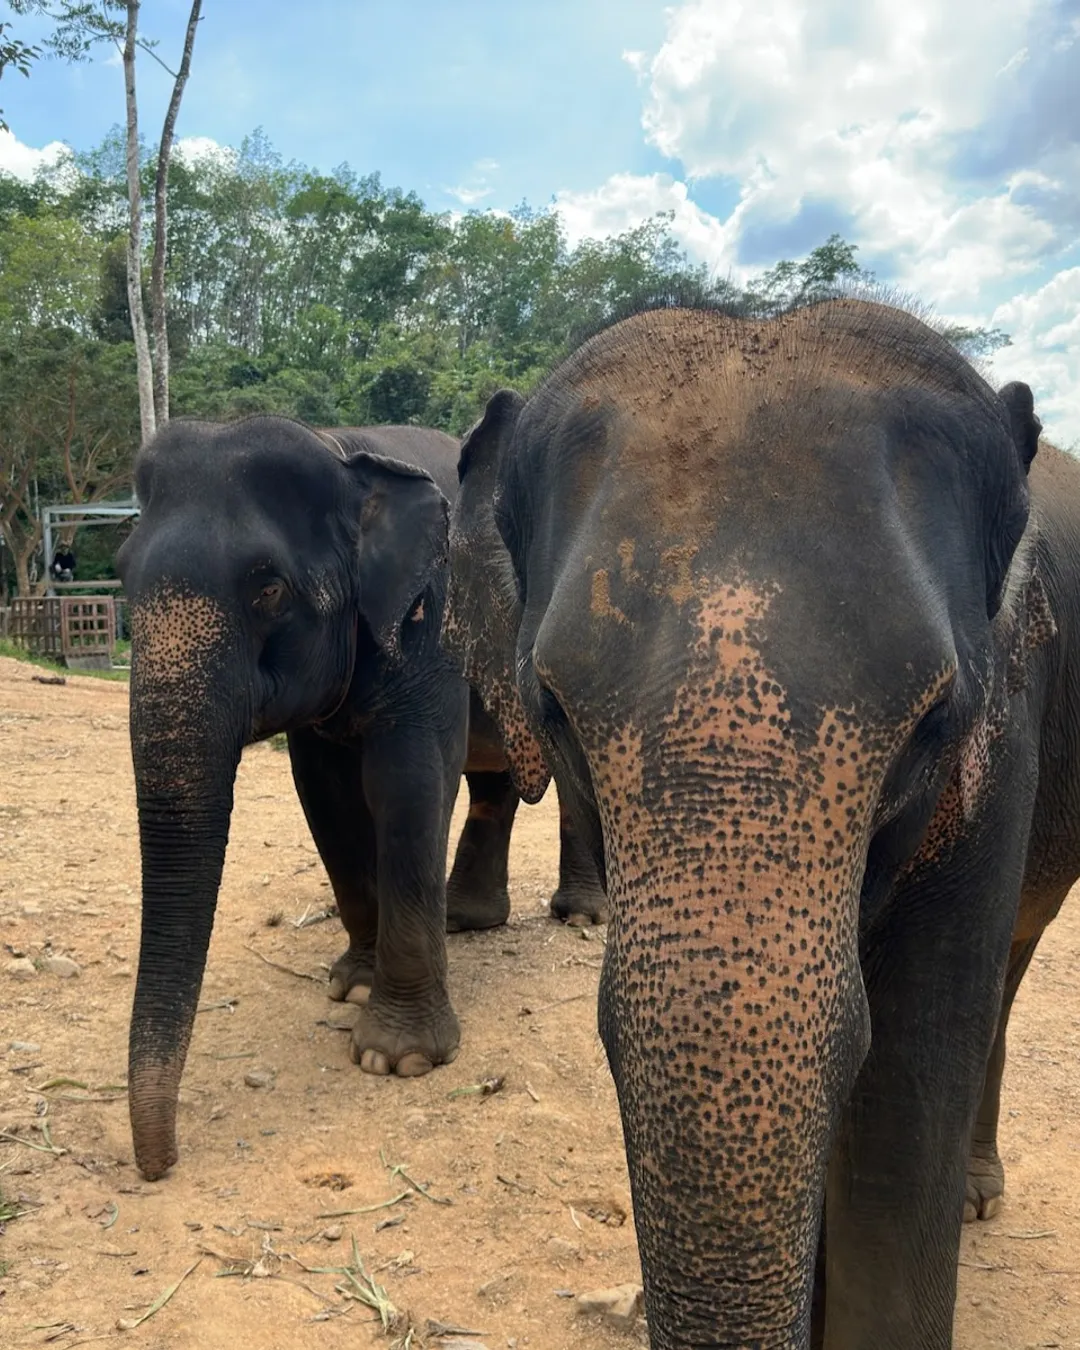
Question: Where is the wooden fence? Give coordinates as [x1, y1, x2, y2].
[6, 596, 117, 670]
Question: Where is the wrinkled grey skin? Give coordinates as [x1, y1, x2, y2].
[117, 414, 602, 1183]
[444, 298, 1080, 1348]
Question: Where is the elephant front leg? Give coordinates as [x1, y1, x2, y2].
[550, 786, 608, 926]
[965, 932, 1041, 1222]
[446, 770, 518, 931]
[287, 727, 378, 1004]
[824, 843, 1029, 1346]
[352, 726, 461, 1077]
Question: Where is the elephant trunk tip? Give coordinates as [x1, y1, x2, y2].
[129, 1058, 183, 1182]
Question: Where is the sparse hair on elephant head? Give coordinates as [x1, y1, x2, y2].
[346, 450, 450, 661]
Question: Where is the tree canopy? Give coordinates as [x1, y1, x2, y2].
[0, 127, 1010, 594]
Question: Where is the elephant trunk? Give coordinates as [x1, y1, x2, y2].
[584, 580, 880, 1344]
[600, 762, 871, 1346]
[126, 591, 247, 1181]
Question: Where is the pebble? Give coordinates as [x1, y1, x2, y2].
[9, 1041, 41, 1053]
[244, 1069, 275, 1089]
[576, 1283, 645, 1329]
[6, 957, 37, 980]
[320, 1224, 343, 1242]
[19, 902, 43, 917]
[546, 1237, 579, 1262]
[42, 955, 80, 978]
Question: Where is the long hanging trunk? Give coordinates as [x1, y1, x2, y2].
[123, 1, 156, 446]
[150, 0, 203, 428]
[126, 597, 246, 1180]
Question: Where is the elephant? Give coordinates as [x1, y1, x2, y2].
[443, 297, 1080, 1348]
[116, 414, 604, 1183]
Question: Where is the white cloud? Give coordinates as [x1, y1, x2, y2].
[0, 129, 69, 180]
[556, 0, 1080, 445]
[555, 172, 732, 258]
[446, 158, 500, 207]
[174, 135, 234, 169]
[989, 268, 1080, 447]
[446, 183, 493, 206]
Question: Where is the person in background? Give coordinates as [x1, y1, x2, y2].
[51, 545, 76, 583]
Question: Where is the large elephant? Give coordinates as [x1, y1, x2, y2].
[444, 298, 1080, 1348]
[117, 414, 603, 1183]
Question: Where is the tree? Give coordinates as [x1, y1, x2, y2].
[742, 232, 869, 315]
[11, 0, 203, 437]
[0, 327, 138, 593]
[0, 17, 39, 130]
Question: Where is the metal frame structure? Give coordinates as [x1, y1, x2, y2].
[41, 501, 140, 596]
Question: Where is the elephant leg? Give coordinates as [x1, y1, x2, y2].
[446, 770, 518, 932]
[350, 723, 461, 1077]
[965, 932, 1041, 1221]
[550, 785, 608, 926]
[823, 838, 1027, 1348]
[287, 727, 377, 1004]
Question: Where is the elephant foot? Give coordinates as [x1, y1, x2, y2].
[328, 942, 375, 1005]
[550, 883, 608, 928]
[445, 879, 511, 933]
[964, 1148, 1005, 1222]
[349, 996, 461, 1077]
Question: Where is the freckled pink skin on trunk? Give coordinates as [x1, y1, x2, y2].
[537, 573, 949, 1345]
[128, 588, 241, 1182]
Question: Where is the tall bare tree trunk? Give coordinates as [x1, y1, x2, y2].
[123, 1, 155, 446]
[150, 1, 202, 428]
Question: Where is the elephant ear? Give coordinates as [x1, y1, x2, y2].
[347, 452, 449, 660]
[999, 381, 1041, 472]
[453, 389, 551, 804]
[458, 388, 526, 484]
[1007, 558, 1057, 695]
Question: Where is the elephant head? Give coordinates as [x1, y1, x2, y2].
[444, 389, 553, 805]
[116, 415, 448, 1181]
[446, 300, 1046, 1345]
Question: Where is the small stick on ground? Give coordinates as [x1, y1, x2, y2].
[447, 1075, 504, 1100]
[989, 1229, 1058, 1240]
[116, 1256, 202, 1330]
[380, 1148, 452, 1206]
[244, 944, 324, 983]
[291, 904, 338, 929]
[496, 1174, 536, 1195]
[317, 1191, 411, 1219]
[0, 1128, 64, 1156]
[518, 993, 590, 1017]
[197, 998, 239, 1014]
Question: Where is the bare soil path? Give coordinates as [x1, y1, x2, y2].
[0, 656, 1076, 1349]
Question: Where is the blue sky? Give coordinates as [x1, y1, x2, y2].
[3, 0, 1079, 443]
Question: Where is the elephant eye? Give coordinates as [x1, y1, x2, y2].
[253, 580, 287, 615]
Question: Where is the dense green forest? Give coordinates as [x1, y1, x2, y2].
[0, 128, 1008, 595]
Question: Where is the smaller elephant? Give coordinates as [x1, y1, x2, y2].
[117, 414, 603, 1182]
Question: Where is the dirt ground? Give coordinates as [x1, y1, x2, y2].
[0, 655, 1077, 1350]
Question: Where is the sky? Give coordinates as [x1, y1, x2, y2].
[2, 0, 1078, 444]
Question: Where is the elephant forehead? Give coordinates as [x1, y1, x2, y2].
[585, 578, 950, 867]
[131, 588, 230, 678]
